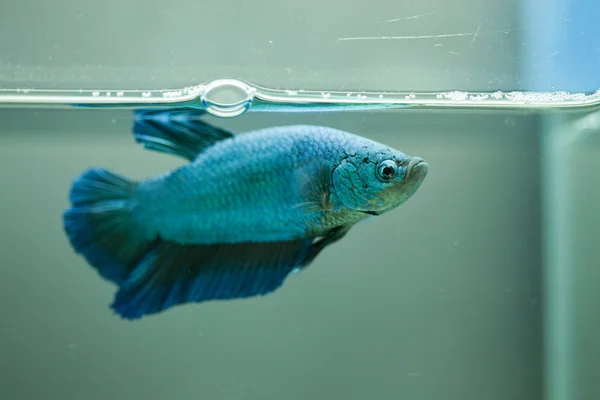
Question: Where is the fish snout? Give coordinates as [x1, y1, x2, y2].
[405, 157, 429, 182]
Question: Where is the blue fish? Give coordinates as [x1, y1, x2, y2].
[63, 109, 429, 320]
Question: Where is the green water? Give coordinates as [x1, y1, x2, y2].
[3, 107, 596, 400]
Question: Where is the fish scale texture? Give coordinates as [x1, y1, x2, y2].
[133, 125, 372, 244]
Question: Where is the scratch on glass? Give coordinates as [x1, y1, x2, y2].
[338, 28, 520, 41]
[471, 23, 483, 44]
[386, 12, 437, 22]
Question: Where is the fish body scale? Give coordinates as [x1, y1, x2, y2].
[135, 126, 360, 244]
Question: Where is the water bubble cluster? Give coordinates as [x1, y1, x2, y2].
[435, 89, 600, 105]
[436, 91, 468, 101]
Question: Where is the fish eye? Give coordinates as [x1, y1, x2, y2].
[376, 160, 397, 180]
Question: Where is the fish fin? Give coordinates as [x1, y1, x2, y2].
[132, 108, 235, 161]
[110, 225, 352, 320]
[63, 168, 152, 285]
[295, 225, 352, 269]
[294, 159, 334, 214]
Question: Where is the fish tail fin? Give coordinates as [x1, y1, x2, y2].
[63, 167, 152, 285]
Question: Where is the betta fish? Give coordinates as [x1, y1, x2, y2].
[63, 109, 429, 320]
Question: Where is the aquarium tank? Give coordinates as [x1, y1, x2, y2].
[0, 0, 598, 400]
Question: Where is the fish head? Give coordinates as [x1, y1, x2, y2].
[332, 145, 429, 215]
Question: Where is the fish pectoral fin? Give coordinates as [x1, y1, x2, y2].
[110, 236, 337, 320]
[294, 159, 334, 213]
[132, 108, 235, 161]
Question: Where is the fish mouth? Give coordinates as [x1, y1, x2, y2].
[406, 157, 429, 182]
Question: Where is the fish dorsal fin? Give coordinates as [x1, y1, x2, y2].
[132, 109, 235, 161]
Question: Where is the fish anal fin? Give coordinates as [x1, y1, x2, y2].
[112, 238, 309, 319]
[111, 225, 352, 320]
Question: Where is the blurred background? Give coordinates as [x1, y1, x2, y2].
[0, 0, 597, 93]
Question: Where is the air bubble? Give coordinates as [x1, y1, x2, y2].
[469, 94, 489, 102]
[438, 91, 468, 101]
[200, 79, 254, 118]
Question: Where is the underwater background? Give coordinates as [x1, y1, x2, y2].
[0, 108, 545, 399]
